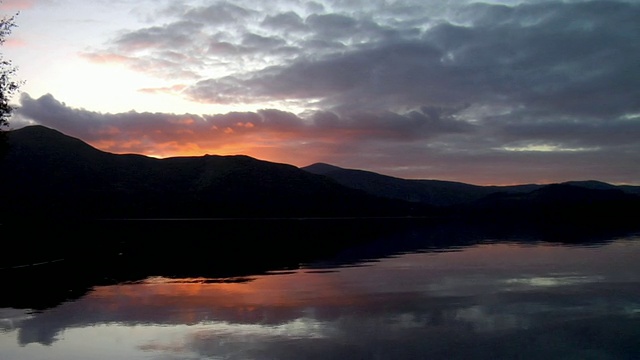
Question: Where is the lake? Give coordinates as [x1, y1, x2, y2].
[1, 219, 640, 359]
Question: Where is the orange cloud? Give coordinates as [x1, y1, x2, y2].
[84, 121, 372, 166]
[66, 107, 354, 163]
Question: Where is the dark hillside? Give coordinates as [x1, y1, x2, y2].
[0, 126, 422, 219]
[303, 162, 640, 226]
[303, 162, 540, 207]
[464, 183, 640, 225]
[2, 126, 638, 222]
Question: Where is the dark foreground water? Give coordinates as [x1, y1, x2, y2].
[1, 220, 640, 359]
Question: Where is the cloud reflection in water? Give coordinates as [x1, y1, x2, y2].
[2, 238, 640, 359]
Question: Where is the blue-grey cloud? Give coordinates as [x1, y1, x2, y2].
[126, 0, 637, 123]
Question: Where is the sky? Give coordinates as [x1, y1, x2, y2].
[1, 0, 639, 185]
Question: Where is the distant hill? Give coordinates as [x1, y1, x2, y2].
[0, 126, 421, 219]
[1, 126, 639, 223]
[302, 162, 640, 224]
[303, 162, 541, 207]
[2, 126, 638, 311]
[461, 183, 638, 228]
[563, 180, 640, 196]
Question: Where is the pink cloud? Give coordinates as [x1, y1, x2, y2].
[80, 52, 133, 64]
[3, 37, 25, 48]
[138, 84, 187, 95]
[0, 0, 35, 11]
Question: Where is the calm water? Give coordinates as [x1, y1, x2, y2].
[1, 222, 640, 359]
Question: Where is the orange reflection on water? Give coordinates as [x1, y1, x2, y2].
[84, 239, 640, 327]
[87, 269, 368, 325]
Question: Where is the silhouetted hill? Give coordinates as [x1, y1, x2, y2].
[2, 126, 639, 307]
[619, 185, 640, 196]
[463, 183, 640, 224]
[562, 180, 640, 196]
[2, 126, 639, 223]
[303, 162, 540, 206]
[303, 162, 640, 224]
[561, 180, 619, 190]
[0, 126, 422, 219]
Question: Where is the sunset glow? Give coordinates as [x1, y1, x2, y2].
[2, 0, 639, 184]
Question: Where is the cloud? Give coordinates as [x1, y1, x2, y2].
[14, 92, 640, 184]
[0, 0, 36, 11]
[42, 0, 640, 121]
[14, 0, 640, 184]
[305, 13, 358, 40]
[111, 20, 203, 53]
[78, 0, 635, 123]
[182, 2, 257, 24]
[262, 11, 307, 33]
[14, 93, 474, 161]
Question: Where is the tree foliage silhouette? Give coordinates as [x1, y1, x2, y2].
[0, 11, 20, 156]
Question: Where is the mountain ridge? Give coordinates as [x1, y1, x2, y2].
[1, 125, 422, 219]
[301, 162, 639, 207]
[2, 125, 639, 222]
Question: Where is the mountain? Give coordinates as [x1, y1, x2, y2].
[563, 180, 640, 196]
[302, 162, 640, 224]
[303, 162, 540, 207]
[0, 126, 422, 219]
[2, 126, 639, 223]
[3, 126, 638, 311]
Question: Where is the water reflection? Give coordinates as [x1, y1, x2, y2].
[2, 234, 640, 359]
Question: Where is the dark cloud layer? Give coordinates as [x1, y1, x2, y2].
[15, 0, 640, 184]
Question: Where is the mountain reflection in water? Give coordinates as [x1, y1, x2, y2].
[1, 221, 640, 360]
